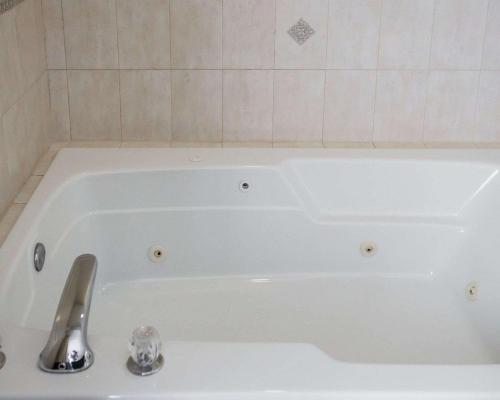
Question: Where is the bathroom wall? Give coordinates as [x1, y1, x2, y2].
[0, 0, 50, 218]
[43, 0, 500, 146]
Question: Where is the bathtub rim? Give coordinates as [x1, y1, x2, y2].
[1, 148, 500, 398]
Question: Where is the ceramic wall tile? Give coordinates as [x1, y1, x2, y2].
[223, 70, 273, 142]
[47, 70, 70, 141]
[430, 0, 488, 69]
[424, 71, 478, 143]
[223, 0, 275, 69]
[378, 0, 434, 69]
[172, 70, 222, 142]
[0, 124, 11, 218]
[0, 6, 23, 115]
[62, 0, 119, 69]
[476, 72, 500, 142]
[117, 0, 170, 69]
[482, 0, 500, 70]
[324, 70, 376, 142]
[68, 70, 121, 140]
[273, 70, 325, 143]
[16, 0, 47, 86]
[42, 0, 66, 69]
[171, 0, 222, 69]
[120, 70, 172, 141]
[327, 0, 381, 69]
[374, 71, 427, 143]
[275, 0, 329, 68]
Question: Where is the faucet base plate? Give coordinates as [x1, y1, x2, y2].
[127, 354, 164, 376]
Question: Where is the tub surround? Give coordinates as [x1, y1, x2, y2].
[42, 0, 500, 146]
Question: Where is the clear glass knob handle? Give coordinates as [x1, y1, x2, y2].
[127, 326, 163, 376]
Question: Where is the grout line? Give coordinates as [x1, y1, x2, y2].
[270, 69, 275, 144]
[221, 0, 224, 143]
[421, 0, 438, 143]
[479, 0, 492, 72]
[45, 67, 500, 72]
[41, 0, 52, 145]
[420, 69, 430, 143]
[40, 0, 48, 72]
[427, 0, 438, 70]
[473, 71, 484, 144]
[60, 0, 72, 141]
[371, 0, 384, 143]
[272, 66, 277, 144]
[321, 0, 330, 146]
[320, 69, 326, 145]
[60, 0, 67, 68]
[0, 69, 46, 120]
[114, 0, 123, 141]
[168, 0, 173, 144]
[273, 0, 277, 68]
[271, 0, 277, 145]
[475, 0, 492, 142]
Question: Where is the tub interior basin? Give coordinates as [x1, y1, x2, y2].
[88, 273, 494, 365]
[13, 206, 500, 366]
[2, 149, 500, 369]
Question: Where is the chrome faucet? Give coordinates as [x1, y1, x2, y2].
[38, 254, 97, 373]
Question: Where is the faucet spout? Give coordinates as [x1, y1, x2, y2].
[38, 254, 97, 373]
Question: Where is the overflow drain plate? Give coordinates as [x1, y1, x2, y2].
[34, 243, 46, 272]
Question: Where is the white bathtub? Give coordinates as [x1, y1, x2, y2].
[0, 148, 500, 399]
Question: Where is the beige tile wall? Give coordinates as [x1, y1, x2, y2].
[0, 0, 50, 219]
[40, 0, 500, 147]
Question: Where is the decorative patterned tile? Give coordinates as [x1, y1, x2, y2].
[275, 0, 328, 68]
[287, 18, 315, 45]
